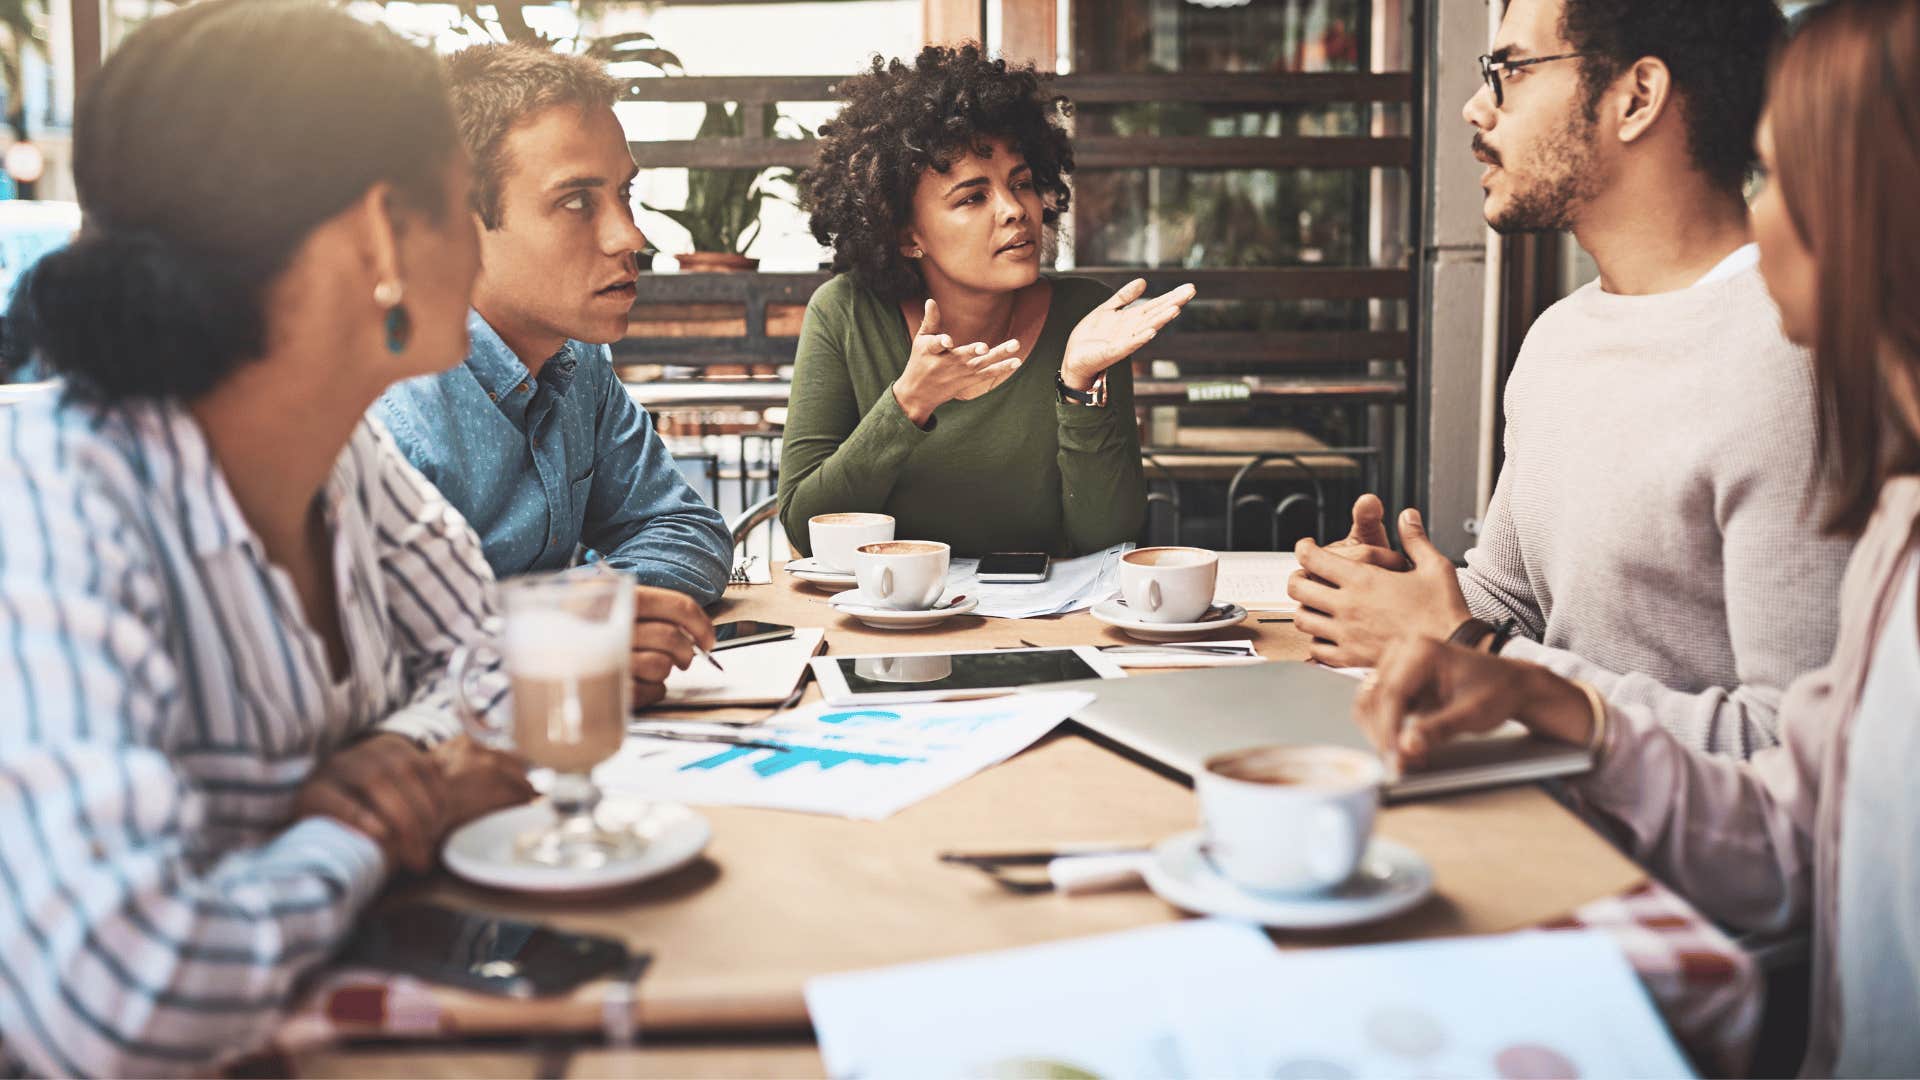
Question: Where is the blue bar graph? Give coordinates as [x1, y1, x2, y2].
[680, 743, 921, 778]
[818, 710, 904, 727]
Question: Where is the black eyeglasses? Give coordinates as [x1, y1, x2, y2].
[1477, 52, 1589, 107]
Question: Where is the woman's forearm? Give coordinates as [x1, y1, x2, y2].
[777, 391, 931, 555]
[1055, 402, 1147, 554]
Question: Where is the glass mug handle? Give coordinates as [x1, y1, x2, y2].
[446, 641, 511, 750]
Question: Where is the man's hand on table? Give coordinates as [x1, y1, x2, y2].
[294, 732, 448, 873]
[631, 584, 716, 708]
[1287, 506, 1471, 667]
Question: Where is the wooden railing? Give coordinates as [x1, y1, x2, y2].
[619, 62, 1425, 537]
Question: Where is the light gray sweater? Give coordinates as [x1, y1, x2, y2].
[1462, 264, 1853, 758]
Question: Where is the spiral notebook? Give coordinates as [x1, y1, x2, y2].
[659, 628, 826, 707]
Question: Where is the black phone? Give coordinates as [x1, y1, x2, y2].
[977, 552, 1051, 583]
[340, 903, 639, 998]
[712, 619, 796, 651]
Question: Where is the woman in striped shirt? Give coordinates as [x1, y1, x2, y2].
[0, 3, 533, 1075]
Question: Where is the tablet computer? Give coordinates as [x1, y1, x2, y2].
[808, 646, 1126, 705]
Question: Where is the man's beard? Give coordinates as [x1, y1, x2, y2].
[1485, 110, 1603, 234]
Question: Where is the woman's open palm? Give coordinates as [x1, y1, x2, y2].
[1061, 279, 1196, 387]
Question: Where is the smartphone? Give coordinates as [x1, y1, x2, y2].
[977, 552, 1051, 583]
[339, 903, 639, 998]
[712, 619, 797, 651]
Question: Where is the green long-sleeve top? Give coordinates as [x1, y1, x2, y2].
[778, 273, 1148, 558]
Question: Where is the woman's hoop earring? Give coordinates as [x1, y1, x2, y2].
[375, 280, 410, 354]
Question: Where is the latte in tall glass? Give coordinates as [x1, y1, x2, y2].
[503, 608, 631, 774]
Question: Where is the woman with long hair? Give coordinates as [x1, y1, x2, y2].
[1355, 3, 1919, 1073]
[779, 43, 1194, 558]
[0, 3, 529, 1074]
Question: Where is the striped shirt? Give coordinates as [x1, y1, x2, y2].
[0, 393, 501, 1077]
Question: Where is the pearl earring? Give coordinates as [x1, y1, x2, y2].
[374, 280, 410, 354]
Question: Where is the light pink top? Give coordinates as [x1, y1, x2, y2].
[1570, 477, 1918, 1076]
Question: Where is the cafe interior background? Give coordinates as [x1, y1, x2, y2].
[0, 0, 1666, 566]
[0, 0, 1854, 1077]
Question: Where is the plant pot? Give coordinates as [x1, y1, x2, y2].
[675, 252, 759, 273]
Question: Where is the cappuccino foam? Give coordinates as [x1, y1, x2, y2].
[502, 609, 628, 678]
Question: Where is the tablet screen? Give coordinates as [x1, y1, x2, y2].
[829, 649, 1102, 695]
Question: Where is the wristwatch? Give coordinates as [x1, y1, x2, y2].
[1447, 616, 1517, 654]
[1055, 368, 1109, 407]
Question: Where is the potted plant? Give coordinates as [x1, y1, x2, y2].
[641, 101, 803, 273]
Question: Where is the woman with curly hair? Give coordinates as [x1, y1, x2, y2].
[777, 43, 1194, 559]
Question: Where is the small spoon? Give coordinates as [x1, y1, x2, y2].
[934, 594, 970, 610]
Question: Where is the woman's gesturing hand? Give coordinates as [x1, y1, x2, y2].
[1354, 637, 1596, 773]
[1060, 279, 1196, 391]
[891, 298, 1024, 427]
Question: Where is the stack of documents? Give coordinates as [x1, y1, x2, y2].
[1213, 550, 1301, 616]
[602, 691, 1093, 820]
[948, 543, 1131, 620]
[806, 921, 1695, 1078]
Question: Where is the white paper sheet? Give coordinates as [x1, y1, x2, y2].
[1103, 639, 1263, 668]
[660, 628, 824, 706]
[1214, 550, 1302, 613]
[808, 921, 1277, 1080]
[597, 691, 1092, 820]
[947, 543, 1131, 620]
[805, 924, 1695, 1080]
[1192, 932, 1696, 1079]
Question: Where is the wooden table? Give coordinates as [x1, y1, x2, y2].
[294, 570, 1647, 1076]
[1142, 425, 1363, 482]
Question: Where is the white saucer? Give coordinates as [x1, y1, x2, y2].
[1091, 599, 1249, 641]
[784, 557, 858, 591]
[1142, 830, 1433, 931]
[829, 588, 979, 629]
[442, 798, 710, 895]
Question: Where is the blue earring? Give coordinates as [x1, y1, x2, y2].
[384, 305, 412, 354]
[375, 280, 410, 354]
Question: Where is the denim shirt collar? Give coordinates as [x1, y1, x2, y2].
[465, 310, 582, 422]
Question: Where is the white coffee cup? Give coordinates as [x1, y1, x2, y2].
[853, 654, 954, 684]
[852, 540, 950, 610]
[1197, 745, 1384, 895]
[809, 512, 895, 573]
[1117, 546, 1219, 623]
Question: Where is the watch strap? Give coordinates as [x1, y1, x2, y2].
[1055, 369, 1108, 407]
[1448, 616, 1518, 653]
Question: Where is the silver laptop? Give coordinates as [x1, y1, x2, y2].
[1059, 662, 1591, 801]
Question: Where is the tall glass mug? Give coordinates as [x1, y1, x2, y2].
[449, 570, 636, 869]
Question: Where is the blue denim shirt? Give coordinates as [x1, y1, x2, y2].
[375, 310, 731, 604]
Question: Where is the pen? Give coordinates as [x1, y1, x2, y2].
[684, 627, 725, 672]
[626, 727, 786, 752]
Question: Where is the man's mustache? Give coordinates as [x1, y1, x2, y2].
[1471, 134, 1502, 167]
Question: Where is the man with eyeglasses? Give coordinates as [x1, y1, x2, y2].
[1289, 0, 1853, 761]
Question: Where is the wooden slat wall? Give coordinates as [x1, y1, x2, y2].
[621, 71, 1418, 406]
